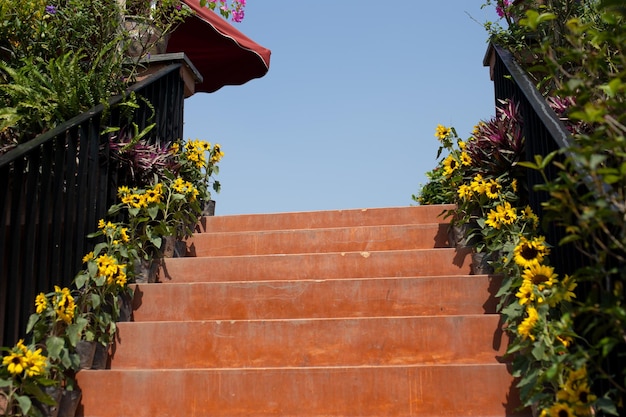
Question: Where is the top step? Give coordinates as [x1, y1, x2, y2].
[200, 205, 454, 233]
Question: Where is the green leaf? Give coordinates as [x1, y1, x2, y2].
[46, 336, 65, 359]
[151, 236, 162, 248]
[16, 394, 32, 415]
[26, 312, 40, 334]
[91, 293, 101, 309]
[74, 272, 89, 289]
[147, 205, 159, 220]
[595, 397, 619, 416]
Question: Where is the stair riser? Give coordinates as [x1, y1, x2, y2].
[187, 224, 449, 257]
[160, 248, 471, 283]
[111, 316, 506, 369]
[131, 275, 501, 321]
[76, 365, 524, 417]
[199, 205, 454, 233]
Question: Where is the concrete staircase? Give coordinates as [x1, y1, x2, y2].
[76, 205, 527, 416]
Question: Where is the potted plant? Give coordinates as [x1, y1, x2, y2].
[170, 138, 224, 216]
[74, 220, 135, 366]
[119, 0, 191, 58]
[25, 286, 85, 416]
[0, 339, 56, 417]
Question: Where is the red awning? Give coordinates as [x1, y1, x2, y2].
[167, 0, 271, 93]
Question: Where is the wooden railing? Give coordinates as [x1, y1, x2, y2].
[0, 62, 186, 347]
[485, 43, 583, 276]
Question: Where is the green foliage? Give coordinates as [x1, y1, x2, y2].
[0, 44, 125, 142]
[478, 1, 626, 415]
[412, 167, 452, 205]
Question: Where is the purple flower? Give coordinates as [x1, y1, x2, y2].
[496, 0, 511, 18]
[45, 5, 57, 15]
[232, 9, 244, 23]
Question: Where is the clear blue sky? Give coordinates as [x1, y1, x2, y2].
[184, 1, 501, 215]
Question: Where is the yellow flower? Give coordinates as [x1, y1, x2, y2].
[82, 251, 95, 263]
[517, 306, 539, 340]
[442, 154, 458, 177]
[485, 209, 503, 230]
[460, 151, 472, 166]
[472, 123, 482, 137]
[98, 219, 106, 229]
[558, 275, 578, 303]
[121, 194, 134, 205]
[170, 142, 180, 154]
[457, 184, 473, 200]
[200, 140, 212, 151]
[145, 188, 162, 204]
[557, 335, 572, 347]
[24, 348, 47, 377]
[498, 201, 517, 225]
[457, 140, 466, 150]
[522, 205, 539, 228]
[514, 236, 549, 268]
[190, 187, 199, 201]
[545, 402, 575, 417]
[521, 263, 557, 291]
[117, 186, 130, 197]
[97, 254, 118, 278]
[485, 202, 517, 230]
[484, 179, 501, 199]
[511, 178, 518, 193]
[54, 288, 75, 324]
[115, 267, 127, 287]
[211, 144, 224, 163]
[3, 351, 27, 375]
[120, 228, 130, 243]
[15, 339, 27, 354]
[133, 194, 148, 209]
[515, 280, 534, 305]
[434, 124, 451, 140]
[470, 174, 486, 194]
[35, 292, 47, 314]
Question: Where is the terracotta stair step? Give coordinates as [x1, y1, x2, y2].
[199, 204, 454, 233]
[186, 223, 450, 257]
[159, 248, 472, 283]
[110, 315, 506, 369]
[131, 275, 501, 321]
[76, 364, 526, 417]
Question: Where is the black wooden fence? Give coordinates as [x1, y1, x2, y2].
[486, 43, 582, 276]
[0, 63, 185, 347]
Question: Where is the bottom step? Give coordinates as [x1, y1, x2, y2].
[76, 364, 528, 417]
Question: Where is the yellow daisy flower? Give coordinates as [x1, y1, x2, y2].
[470, 174, 486, 195]
[515, 280, 535, 305]
[460, 151, 472, 166]
[35, 292, 47, 314]
[484, 179, 501, 199]
[24, 348, 47, 377]
[514, 236, 549, 268]
[3, 351, 27, 375]
[521, 263, 557, 291]
[442, 154, 459, 177]
[435, 124, 451, 140]
[457, 184, 473, 200]
[120, 228, 130, 243]
[517, 306, 539, 341]
[546, 402, 575, 417]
